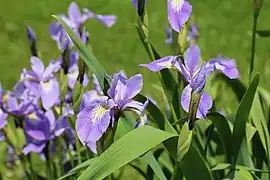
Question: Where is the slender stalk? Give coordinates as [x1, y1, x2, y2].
[249, 16, 258, 83]
[75, 136, 82, 164]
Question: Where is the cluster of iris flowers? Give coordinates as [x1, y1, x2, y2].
[0, 0, 240, 178]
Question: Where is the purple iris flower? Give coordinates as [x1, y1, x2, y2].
[140, 44, 240, 119]
[22, 56, 60, 110]
[168, 0, 192, 32]
[165, 27, 173, 44]
[23, 109, 74, 155]
[187, 23, 199, 42]
[59, 2, 117, 29]
[0, 108, 7, 141]
[76, 72, 148, 153]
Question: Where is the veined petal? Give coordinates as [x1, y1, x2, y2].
[45, 110, 56, 131]
[184, 44, 200, 75]
[86, 142, 97, 154]
[43, 61, 61, 80]
[76, 103, 112, 149]
[54, 116, 69, 137]
[181, 85, 212, 119]
[125, 74, 143, 99]
[140, 56, 177, 72]
[190, 62, 206, 92]
[119, 99, 148, 115]
[168, 0, 192, 32]
[31, 56, 44, 78]
[95, 15, 117, 28]
[80, 91, 108, 110]
[40, 79, 60, 110]
[206, 57, 240, 79]
[108, 73, 127, 101]
[174, 60, 191, 82]
[68, 2, 81, 26]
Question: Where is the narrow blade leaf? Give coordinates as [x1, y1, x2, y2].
[78, 126, 177, 180]
[232, 73, 260, 164]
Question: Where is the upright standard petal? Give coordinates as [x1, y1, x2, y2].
[76, 102, 112, 152]
[107, 73, 127, 100]
[31, 56, 44, 78]
[95, 15, 117, 28]
[140, 56, 177, 72]
[181, 85, 212, 119]
[168, 0, 192, 32]
[68, 2, 81, 26]
[40, 79, 60, 110]
[207, 58, 240, 79]
[125, 74, 143, 99]
[184, 44, 200, 75]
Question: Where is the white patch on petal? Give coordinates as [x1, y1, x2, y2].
[69, 70, 79, 79]
[171, 0, 185, 12]
[214, 63, 225, 71]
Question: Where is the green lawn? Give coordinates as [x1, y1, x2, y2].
[0, 0, 270, 102]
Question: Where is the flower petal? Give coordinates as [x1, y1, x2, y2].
[22, 142, 46, 155]
[140, 56, 176, 72]
[96, 15, 117, 28]
[168, 0, 192, 32]
[92, 74, 103, 95]
[76, 103, 112, 147]
[107, 73, 127, 101]
[40, 79, 60, 110]
[45, 110, 56, 131]
[31, 56, 44, 78]
[181, 85, 212, 119]
[125, 74, 143, 99]
[0, 109, 7, 129]
[207, 57, 240, 79]
[184, 44, 200, 75]
[68, 2, 81, 26]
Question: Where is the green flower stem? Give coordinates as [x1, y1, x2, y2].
[249, 16, 258, 83]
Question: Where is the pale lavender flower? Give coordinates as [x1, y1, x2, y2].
[140, 44, 240, 118]
[22, 57, 60, 110]
[76, 72, 148, 153]
[59, 2, 117, 29]
[187, 23, 199, 42]
[168, 0, 192, 32]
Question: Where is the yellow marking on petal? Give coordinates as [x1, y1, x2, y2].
[3, 94, 9, 103]
[95, 105, 108, 118]
[42, 81, 53, 93]
[165, 62, 173, 68]
[28, 113, 37, 119]
[55, 106, 61, 115]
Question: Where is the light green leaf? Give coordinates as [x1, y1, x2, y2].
[176, 122, 193, 163]
[246, 123, 257, 143]
[232, 73, 260, 164]
[251, 92, 270, 158]
[57, 158, 97, 180]
[135, 94, 178, 157]
[53, 15, 106, 88]
[78, 126, 177, 180]
[234, 169, 253, 180]
[143, 151, 167, 180]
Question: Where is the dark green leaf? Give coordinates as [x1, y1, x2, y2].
[216, 74, 246, 102]
[257, 30, 270, 37]
[179, 144, 214, 180]
[53, 15, 106, 88]
[78, 126, 177, 180]
[232, 73, 260, 164]
[207, 112, 232, 162]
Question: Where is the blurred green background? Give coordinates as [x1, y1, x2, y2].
[0, 0, 270, 103]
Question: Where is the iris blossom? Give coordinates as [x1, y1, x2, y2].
[22, 56, 60, 110]
[76, 72, 148, 153]
[23, 109, 74, 155]
[140, 44, 240, 119]
[168, 0, 192, 32]
[59, 2, 117, 29]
